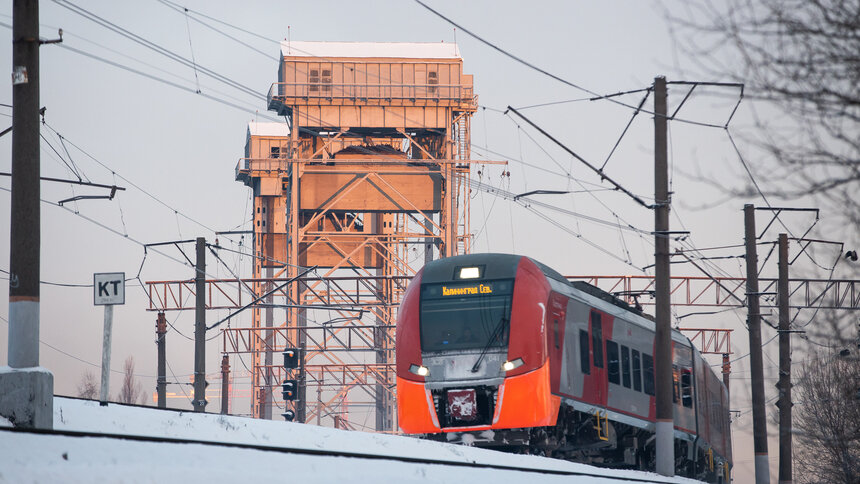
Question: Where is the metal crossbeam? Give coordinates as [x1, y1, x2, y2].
[146, 275, 860, 311]
[568, 275, 860, 310]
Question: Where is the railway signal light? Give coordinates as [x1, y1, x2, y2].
[282, 410, 295, 422]
[283, 348, 299, 369]
[282, 379, 298, 400]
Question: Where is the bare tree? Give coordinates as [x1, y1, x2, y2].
[667, 0, 860, 231]
[116, 356, 146, 405]
[793, 348, 860, 483]
[76, 370, 99, 400]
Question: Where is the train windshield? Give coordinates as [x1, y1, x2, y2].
[419, 279, 514, 353]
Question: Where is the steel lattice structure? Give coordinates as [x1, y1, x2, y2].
[171, 42, 487, 428]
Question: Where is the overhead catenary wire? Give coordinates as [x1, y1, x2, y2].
[55, 44, 275, 120]
[524, 204, 645, 271]
[35, 2, 664, 278]
[0, 185, 230, 283]
[413, 0, 742, 129]
[52, 0, 265, 101]
[0, 314, 158, 379]
[505, 106, 653, 209]
[724, 127, 832, 271]
[487, 106, 654, 248]
[39, 120, 249, 248]
[471, 179, 652, 236]
[157, 0, 278, 61]
[0, 17, 269, 112]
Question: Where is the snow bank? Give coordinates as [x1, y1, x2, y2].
[0, 397, 700, 483]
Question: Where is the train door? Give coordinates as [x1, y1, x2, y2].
[547, 292, 567, 394]
[588, 309, 612, 406]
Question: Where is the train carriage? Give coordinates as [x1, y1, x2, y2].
[396, 253, 732, 482]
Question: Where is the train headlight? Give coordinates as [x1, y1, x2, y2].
[501, 358, 524, 372]
[458, 266, 481, 279]
[409, 364, 430, 377]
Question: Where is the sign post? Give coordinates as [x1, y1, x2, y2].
[94, 272, 125, 405]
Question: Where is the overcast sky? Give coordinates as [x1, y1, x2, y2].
[1, 1, 855, 481]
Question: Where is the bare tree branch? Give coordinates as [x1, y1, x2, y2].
[666, 0, 860, 234]
[116, 356, 145, 405]
[76, 370, 98, 400]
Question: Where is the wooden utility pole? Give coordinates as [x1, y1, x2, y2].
[653, 76, 674, 477]
[156, 312, 167, 408]
[193, 237, 207, 412]
[744, 204, 770, 484]
[777, 233, 793, 483]
[0, 0, 53, 430]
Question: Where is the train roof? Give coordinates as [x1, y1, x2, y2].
[420, 253, 645, 317]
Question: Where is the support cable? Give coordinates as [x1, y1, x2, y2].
[413, 0, 739, 129]
[505, 106, 653, 209]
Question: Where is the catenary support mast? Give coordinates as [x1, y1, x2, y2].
[777, 233, 792, 484]
[0, 0, 53, 430]
[744, 204, 770, 484]
[653, 76, 674, 477]
[156, 312, 167, 408]
[193, 237, 207, 412]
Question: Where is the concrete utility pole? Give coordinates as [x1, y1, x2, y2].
[99, 304, 114, 404]
[220, 354, 230, 415]
[653, 76, 674, 477]
[777, 233, 793, 484]
[743, 204, 770, 484]
[0, 0, 53, 429]
[193, 237, 207, 412]
[156, 312, 167, 408]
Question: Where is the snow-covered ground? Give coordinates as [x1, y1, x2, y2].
[0, 397, 701, 483]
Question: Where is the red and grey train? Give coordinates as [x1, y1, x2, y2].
[396, 253, 732, 482]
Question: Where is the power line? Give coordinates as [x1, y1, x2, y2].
[505, 106, 653, 209]
[56, 44, 273, 119]
[0, 19, 259, 112]
[157, 0, 277, 61]
[0, 314, 157, 379]
[413, 0, 742, 129]
[486, 107, 653, 246]
[156, 0, 281, 47]
[0, 268, 141, 288]
[39, 120, 249, 248]
[471, 179, 652, 236]
[0, 185, 230, 283]
[523, 203, 645, 271]
[52, 0, 264, 101]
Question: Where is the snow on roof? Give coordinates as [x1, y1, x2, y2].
[247, 121, 290, 137]
[281, 41, 461, 59]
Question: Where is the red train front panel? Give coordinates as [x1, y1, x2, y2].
[396, 254, 558, 434]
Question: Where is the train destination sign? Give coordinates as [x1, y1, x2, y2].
[441, 283, 493, 296]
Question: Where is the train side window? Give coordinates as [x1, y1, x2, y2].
[632, 350, 642, 392]
[591, 311, 603, 368]
[553, 319, 560, 348]
[681, 369, 693, 408]
[579, 330, 590, 375]
[643, 353, 655, 396]
[606, 341, 620, 384]
[621, 345, 631, 388]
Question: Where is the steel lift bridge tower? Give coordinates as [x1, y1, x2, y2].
[229, 41, 481, 428]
